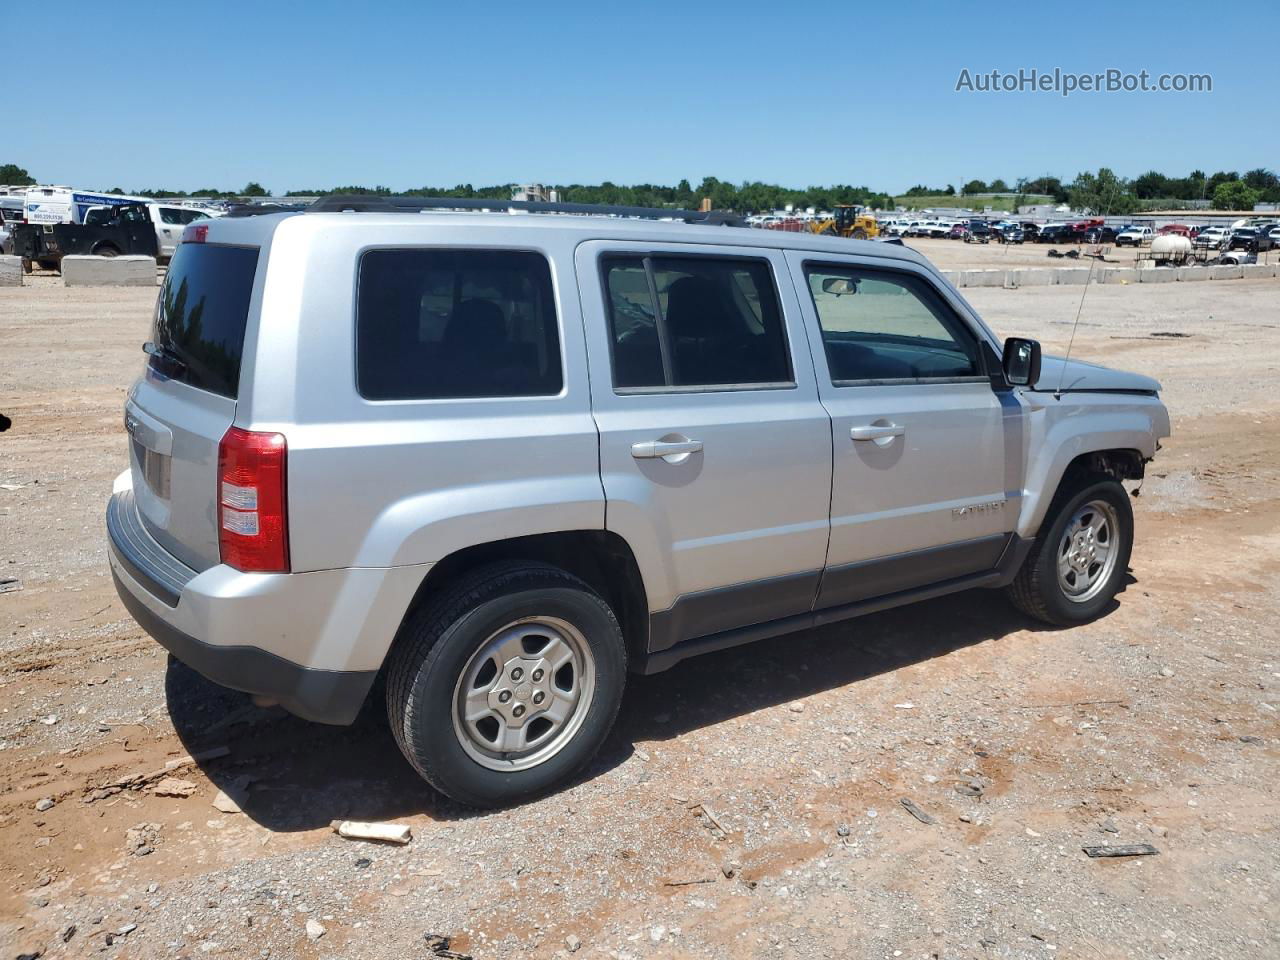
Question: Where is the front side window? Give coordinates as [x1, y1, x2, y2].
[804, 265, 980, 383]
[357, 249, 562, 400]
[602, 255, 791, 390]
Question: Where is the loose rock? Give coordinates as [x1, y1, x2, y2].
[305, 918, 326, 940]
[153, 777, 198, 798]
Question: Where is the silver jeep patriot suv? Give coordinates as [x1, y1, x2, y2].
[108, 196, 1171, 807]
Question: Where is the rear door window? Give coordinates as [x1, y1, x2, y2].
[150, 244, 259, 397]
[602, 255, 791, 390]
[356, 249, 562, 400]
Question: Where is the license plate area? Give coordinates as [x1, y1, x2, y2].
[133, 437, 171, 500]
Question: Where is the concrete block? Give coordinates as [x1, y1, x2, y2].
[0, 255, 22, 286]
[1209, 264, 1243, 281]
[1138, 268, 1177, 283]
[962, 269, 1005, 287]
[1098, 267, 1138, 285]
[1004, 269, 1052, 288]
[940, 270, 962, 288]
[61, 255, 156, 287]
[1177, 266, 1208, 281]
[1053, 268, 1091, 285]
[1242, 263, 1277, 280]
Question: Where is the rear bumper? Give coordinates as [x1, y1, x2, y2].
[106, 482, 428, 725]
[110, 569, 375, 724]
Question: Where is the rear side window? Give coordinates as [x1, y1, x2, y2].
[357, 249, 562, 400]
[603, 255, 791, 390]
[150, 243, 259, 398]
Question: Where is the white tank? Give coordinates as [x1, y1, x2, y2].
[1150, 235, 1192, 262]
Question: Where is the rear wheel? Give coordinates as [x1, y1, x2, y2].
[386, 562, 626, 807]
[1007, 478, 1133, 625]
[93, 244, 121, 257]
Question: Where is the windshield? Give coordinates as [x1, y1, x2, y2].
[150, 244, 259, 398]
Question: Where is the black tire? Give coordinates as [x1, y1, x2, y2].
[386, 561, 626, 807]
[1007, 477, 1133, 625]
[93, 244, 121, 258]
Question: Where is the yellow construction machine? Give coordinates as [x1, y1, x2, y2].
[810, 205, 879, 240]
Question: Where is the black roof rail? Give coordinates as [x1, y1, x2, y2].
[306, 194, 747, 227]
[224, 202, 310, 218]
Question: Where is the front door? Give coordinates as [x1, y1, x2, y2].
[576, 241, 833, 652]
[785, 252, 1023, 610]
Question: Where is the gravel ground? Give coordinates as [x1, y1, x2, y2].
[1, 270, 1278, 960]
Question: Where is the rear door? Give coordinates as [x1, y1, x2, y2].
[125, 241, 261, 570]
[785, 252, 1022, 610]
[576, 241, 833, 652]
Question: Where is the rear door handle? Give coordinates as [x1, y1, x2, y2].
[850, 423, 905, 442]
[631, 439, 703, 461]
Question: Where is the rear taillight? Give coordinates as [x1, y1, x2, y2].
[183, 223, 208, 243]
[217, 427, 289, 573]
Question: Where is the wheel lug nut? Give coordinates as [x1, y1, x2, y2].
[532, 690, 545, 705]
[513, 704, 526, 718]
[511, 667, 523, 682]
[532, 669, 544, 682]
[498, 690, 512, 703]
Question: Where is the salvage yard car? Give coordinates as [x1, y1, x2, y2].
[106, 196, 1171, 807]
[1115, 226, 1154, 247]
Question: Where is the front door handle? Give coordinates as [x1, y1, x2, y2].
[631, 438, 704, 461]
[850, 423, 905, 442]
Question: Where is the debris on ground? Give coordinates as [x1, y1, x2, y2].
[1082, 843, 1160, 858]
[86, 746, 231, 801]
[305, 918, 327, 941]
[152, 777, 198, 798]
[691, 802, 728, 834]
[0, 577, 22, 594]
[424, 932, 473, 959]
[125, 822, 162, 856]
[332, 820, 413, 844]
[34, 797, 55, 812]
[899, 797, 937, 825]
[212, 789, 243, 814]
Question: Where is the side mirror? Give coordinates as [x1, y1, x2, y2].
[1002, 337, 1041, 386]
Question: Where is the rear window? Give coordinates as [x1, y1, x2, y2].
[150, 243, 259, 398]
[356, 248, 562, 400]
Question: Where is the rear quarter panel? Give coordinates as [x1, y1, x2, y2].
[239, 216, 604, 572]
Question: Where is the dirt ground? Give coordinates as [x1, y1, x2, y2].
[1, 269, 1278, 960]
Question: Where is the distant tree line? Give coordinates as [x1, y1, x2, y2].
[5, 161, 1278, 213]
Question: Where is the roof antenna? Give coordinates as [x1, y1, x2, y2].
[1055, 176, 1123, 399]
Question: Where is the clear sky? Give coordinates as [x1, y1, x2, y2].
[21, 0, 1279, 194]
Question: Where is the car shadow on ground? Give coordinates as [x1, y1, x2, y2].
[166, 584, 1105, 831]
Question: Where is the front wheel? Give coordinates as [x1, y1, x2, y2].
[386, 562, 626, 807]
[1007, 478, 1133, 625]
